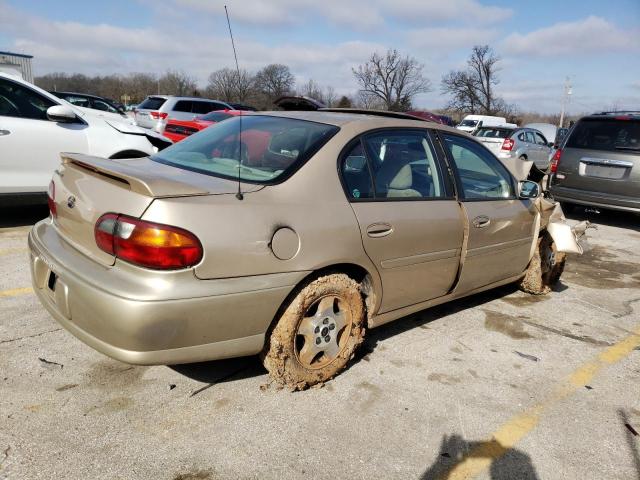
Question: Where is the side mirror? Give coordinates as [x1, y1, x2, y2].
[47, 105, 77, 123]
[518, 180, 540, 199]
[548, 141, 554, 147]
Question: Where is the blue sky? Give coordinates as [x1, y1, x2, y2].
[1, 0, 639, 113]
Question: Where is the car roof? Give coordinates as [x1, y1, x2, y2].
[53, 92, 106, 100]
[252, 110, 461, 133]
[583, 111, 640, 120]
[149, 95, 229, 102]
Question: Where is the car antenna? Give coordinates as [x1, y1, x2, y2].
[225, 5, 244, 200]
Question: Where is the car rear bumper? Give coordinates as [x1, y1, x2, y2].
[550, 184, 640, 213]
[28, 219, 307, 365]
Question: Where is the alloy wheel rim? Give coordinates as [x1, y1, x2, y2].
[295, 295, 352, 369]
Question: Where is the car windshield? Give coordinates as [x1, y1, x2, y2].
[474, 127, 513, 138]
[151, 115, 339, 183]
[459, 120, 478, 127]
[566, 118, 640, 151]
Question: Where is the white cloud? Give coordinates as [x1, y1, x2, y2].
[173, 0, 510, 29]
[504, 16, 640, 57]
[407, 27, 499, 50]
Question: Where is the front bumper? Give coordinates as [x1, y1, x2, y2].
[29, 219, 308, 365]
[550, 184, 640, 213]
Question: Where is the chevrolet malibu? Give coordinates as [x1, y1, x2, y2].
[29, 111, 581, 389]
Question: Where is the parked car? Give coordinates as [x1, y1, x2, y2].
[134, 95, 234, 133]
[456, 115, 507, 133]
[163, 110, 244, 143]
[50, 92, 127, 117]
[0, 72, 171, 204]
[29, 110, 582, 389]
[475, 126, 553, 170]
[549, 112, 640, 213]
[407, 110, 446, 124]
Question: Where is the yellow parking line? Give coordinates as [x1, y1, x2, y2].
[439, 324, 640, 480]
[0, 287, 33, 298]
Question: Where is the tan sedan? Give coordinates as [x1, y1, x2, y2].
[29, 110, 582, 389]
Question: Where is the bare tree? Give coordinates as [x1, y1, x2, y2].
[159, 70, 198, 96]
[352, 49, 431, 111]
[206, 68, 254, 102]
[255, 64, 295, 99]
[323, 86, 337, 107]
[355, 90, 385, 110]
[441, 45, 505, 115]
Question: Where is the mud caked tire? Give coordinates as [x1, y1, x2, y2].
[519, 233, 566, 295]
[261, 274, 366, 390]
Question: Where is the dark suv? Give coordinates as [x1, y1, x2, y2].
[549, 112, 640, 213]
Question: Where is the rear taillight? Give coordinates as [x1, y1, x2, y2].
[501, 138, 515, 151]
[150, 111, 168, 120]
[94, 214, 202, 270]
[47, 180, 57, 218]
[550, 149, 563, 173]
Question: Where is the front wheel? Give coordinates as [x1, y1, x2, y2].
[519, 233, 566, 295]
[262, 274, 366, 390]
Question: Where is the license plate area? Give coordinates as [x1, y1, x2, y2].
[583, 164, 627, 179]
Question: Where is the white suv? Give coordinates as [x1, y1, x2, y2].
[134, 95, 233, 132]
[0, 72, 170, 203]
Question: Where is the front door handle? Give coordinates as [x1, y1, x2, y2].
[472, 216, 491, 228]
[366, 223, 393, 238]
[0, 129, 10, 136]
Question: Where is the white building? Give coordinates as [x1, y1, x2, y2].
[0, 51, 34, 83]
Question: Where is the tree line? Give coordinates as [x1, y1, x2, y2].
[35, 45, 562, 124]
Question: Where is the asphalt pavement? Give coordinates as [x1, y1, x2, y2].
[0, 204, 639, 480]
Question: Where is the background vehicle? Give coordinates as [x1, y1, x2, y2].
[457, 115, 507, 132]
[134, 95, 234, 133]
[30, 110, 579, 390]
[49, 91, 129, 119]
[407, 110, 447, 124]
[163, 109, 244, 143]
[475, 126, 552, 170]
[0, 72, 170, 203]
[550, 112, 640, 213]
[524, 123, 558, 147]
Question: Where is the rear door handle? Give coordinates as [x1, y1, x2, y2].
[366, 223, 393, 238]
[0, 129, 10, 136]
[472, 216, 491, 228]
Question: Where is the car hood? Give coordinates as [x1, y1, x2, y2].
[76, 106, 133, 124]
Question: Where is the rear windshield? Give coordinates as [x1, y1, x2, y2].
[566, 118, 640, 152]
[474, 127, 514, 138]
[138, 97, 167, 110]
[151, 115, 339, 184]
[199, 111, 233, 122]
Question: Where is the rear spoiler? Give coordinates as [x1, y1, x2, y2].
[60, 153, 209, 197]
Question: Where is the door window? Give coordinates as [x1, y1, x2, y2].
[341, 141, 374, 199]
[173, 100, 193, 112]
[442, 134, 514, 200]
[534, 132, 548, 145]
[525, 131, 536, 144]
[0, 78, 55, 120]
[92, 99, 118, 113]
[355, 131, 445, 199]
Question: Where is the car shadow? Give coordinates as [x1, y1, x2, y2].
[566, 206, 639, 232]
[0, 204, 49, 228]
[420, 434, 540, 480]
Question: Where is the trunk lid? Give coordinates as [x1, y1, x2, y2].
[477, 137, 505, 155]
[52, 153, 261, 266]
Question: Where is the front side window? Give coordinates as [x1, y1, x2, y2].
[152, 115, 339, 183]
[534, 132, 548, 145]
[92, 99, 118, 113]
[442, 134, 513, 200]
[0, 78, 55, 120]
[192, 101, 217, 114]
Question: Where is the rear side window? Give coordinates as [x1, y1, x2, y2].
[139, 97, 167, 110]
[341, 141, 374, 199]
[442, 134, 513, 200]
[193, 101, 225, 114]
[566, 118, 640, 152]
[173, 100, 193, 112]
[152, 115, 339, 184]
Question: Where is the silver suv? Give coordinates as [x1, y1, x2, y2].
[474, 126, 553, 170]
[549, 112, 640, 213]
[134, 95, 233, 132]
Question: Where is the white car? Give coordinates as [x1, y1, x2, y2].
[456, 115, 508, 133]
[0, 72, 171, 203]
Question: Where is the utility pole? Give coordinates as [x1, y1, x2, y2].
[559, 77, 572, 128]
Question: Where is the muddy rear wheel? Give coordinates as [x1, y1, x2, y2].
[262, 274, 366, 390]
[519, 233, 566, 295]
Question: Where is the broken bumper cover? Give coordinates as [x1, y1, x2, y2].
[28, 219, 306, 365]
[536, 198, 585, 254]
